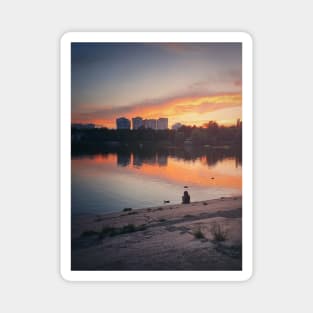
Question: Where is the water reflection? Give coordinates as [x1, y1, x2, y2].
[157, 154, 168, 166]
[71, 147, 242, 214]
[72, 146, 242, 166]
[106, 147, 242, 169]
[117, 152, 131, 167]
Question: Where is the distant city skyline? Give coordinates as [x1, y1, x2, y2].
[72, 43, 242, 128]
[71, 116, 241, 130]
[117, 116, 168, 130]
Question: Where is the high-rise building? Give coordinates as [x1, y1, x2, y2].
[132, 117, 144, 129]
[157, 118, 168, 130]
[144, 119, 157, 129]
[116, 117, 131, 129]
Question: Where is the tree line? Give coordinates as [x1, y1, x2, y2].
[72, 121, 242, 148]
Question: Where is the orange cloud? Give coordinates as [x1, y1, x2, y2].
[72, 92, 242, 128]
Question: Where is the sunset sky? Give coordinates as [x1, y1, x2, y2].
[71, 42, 242, 128]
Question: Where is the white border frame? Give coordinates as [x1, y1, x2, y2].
[60, 32, 253, 282]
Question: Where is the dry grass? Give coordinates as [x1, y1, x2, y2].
[81, 224, 146, 240]
[210, 223, 228, 241]
[193, 227, 205, 239]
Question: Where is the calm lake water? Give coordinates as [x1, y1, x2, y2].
[71, 148, 242, 215]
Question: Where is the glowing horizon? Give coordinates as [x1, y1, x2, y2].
[72, 43, 242, 129]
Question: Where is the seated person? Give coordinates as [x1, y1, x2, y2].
[182, 191, 190, 204]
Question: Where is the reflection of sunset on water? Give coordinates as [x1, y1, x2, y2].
[72, 153, 241, 190]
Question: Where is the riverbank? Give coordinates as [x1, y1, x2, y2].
[72, 196, 242, 270]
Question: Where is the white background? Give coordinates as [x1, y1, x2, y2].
[1, 0, 312, 312]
